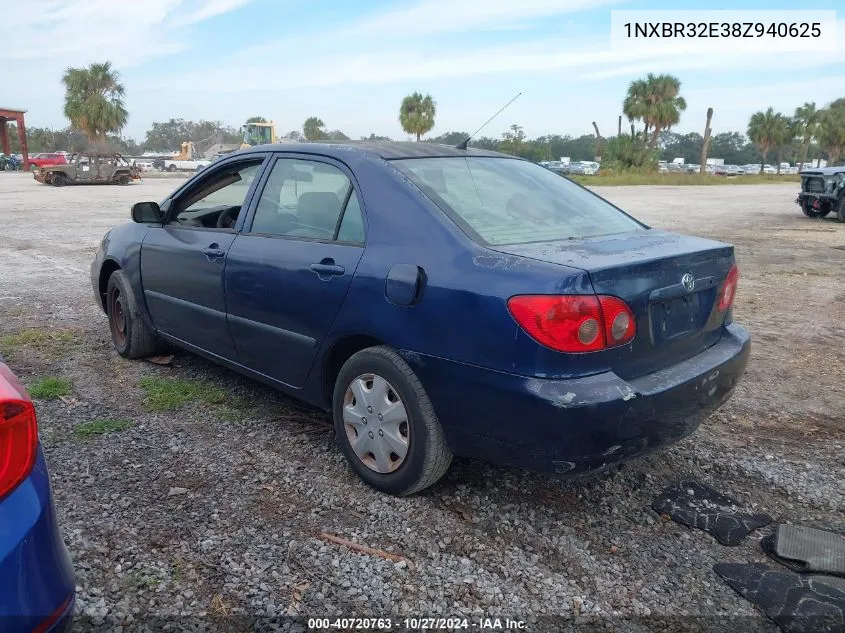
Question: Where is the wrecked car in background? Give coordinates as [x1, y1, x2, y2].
[34, 153, 140, 187]
[797, 166, 845, 221]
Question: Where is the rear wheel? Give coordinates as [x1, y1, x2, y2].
[167, 164, 177, 172]
[106, 270, 160, 359]
[51, 173, 67, 187]
[838, 197, 845, 223]
[332, 346, 452, 496]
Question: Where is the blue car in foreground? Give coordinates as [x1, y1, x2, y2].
[0, 358, 75, 631]
[91, 142, 750, 495]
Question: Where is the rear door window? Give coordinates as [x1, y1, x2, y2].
[395, 157, 643, 245]
[249, 158, 365, 243]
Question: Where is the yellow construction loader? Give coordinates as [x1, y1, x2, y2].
[241, 121, 276, 148]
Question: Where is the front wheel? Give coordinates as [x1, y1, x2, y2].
[801, 201, 825, 218]
[838, 197, 845, 223]
[51, 173, 67, 187]
[117, 174, 130, 186]
[332, 346, 452, 496]
[106, 270, 160, 359]
[167, 164, 177, 172]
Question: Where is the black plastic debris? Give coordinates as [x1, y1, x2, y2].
[652, 480, 772, 545]
[762, 525, 845, 576]
[715, 563, 845, 633]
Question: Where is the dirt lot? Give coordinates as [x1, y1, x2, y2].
[0, 172, 843, 632]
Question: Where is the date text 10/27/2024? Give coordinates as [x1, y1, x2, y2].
[307, 618, 527, 631]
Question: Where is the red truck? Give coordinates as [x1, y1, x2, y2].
[28, 153, 68, 170]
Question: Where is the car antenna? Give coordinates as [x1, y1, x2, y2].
[456, 92, 522, 150]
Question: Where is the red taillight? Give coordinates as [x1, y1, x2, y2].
[717, 264, 739, 312]
[507, 294, 636, 353]
[0, 367, 38, 500]
[598, 295, 637, 346]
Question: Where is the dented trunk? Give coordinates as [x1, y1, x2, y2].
[494, 230, 736, 380]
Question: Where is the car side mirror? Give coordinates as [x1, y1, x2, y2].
[131, 201, 163, 224]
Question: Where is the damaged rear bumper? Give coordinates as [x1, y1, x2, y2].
[402, 323, 751, 474]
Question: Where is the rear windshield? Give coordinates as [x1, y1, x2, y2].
[394, 157, 644, 245]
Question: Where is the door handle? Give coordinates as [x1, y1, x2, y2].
[202, 246, 225, 259]
[310, 262, 345, 277]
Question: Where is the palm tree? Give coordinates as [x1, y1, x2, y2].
[748, 108, 789, 173]
[792, 103, 821, 171]
[622, 73, 687, 148]
[62, 62, 128, 146]
[817, 106, 845, 165]
[303, 117, 327, 141]
[399, 92, 436, 141]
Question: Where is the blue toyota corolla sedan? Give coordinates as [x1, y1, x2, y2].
[0, 357, 75, 631]
[91, 142, 750, 495]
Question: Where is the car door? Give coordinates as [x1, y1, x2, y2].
[225, 155, 367, 387]
[140, 156, 267, 359]
[75, 155, 91, 182]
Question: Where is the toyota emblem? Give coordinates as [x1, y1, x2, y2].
[681, 273, 695, 292]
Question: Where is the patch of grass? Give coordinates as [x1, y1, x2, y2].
[569, 173, 801, 186]
[28, 377, 72, 399]
[127, 569, 161, 590]
[139, 376, 228, 412]
[0, 328, 80, 358]
[74, 418, 133, 437]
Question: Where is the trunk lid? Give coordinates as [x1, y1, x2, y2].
[495, 230, 735, 379]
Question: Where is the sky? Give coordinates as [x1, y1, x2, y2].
[1, 0, 842, 143]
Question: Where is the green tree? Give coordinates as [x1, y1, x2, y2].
[499, 124, 526, 155]
[428, 131, 470, 145]
[747, 108, 789, 173]
[361, 133, 392, 141]
[658, 131, 704, 164]
[143, 119, 239, 152]
[399, 92, 436, 141]
[303, 117, 327, 141]
[817, 105, 845, 165]
[62, 61, 128, 146]
[792, 103, 821, 170]
[603, 134, 658, 171]
[326, 129, 350, 141]
[246, 116, 268, 123]
[622, 73, 687, 148]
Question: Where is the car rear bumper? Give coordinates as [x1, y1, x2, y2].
[0, 447, 76, 632]
[402, 323, 751, 474]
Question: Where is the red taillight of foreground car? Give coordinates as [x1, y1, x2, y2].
[717, 264, 740, 312]
[0, 366, 38, 501]
[507, 294, 636, 353]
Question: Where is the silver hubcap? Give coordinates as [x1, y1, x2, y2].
[343, 373, 409, 473]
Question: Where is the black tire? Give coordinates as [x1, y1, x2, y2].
[106, 269, 160, 359]
[167, 164, 177, 173]
[51, 173, 67, 187]
[838, 197, 845, 223]
[332, 346, 452, 495]
[117, 174, 130, 186]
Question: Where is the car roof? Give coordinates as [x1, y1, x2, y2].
[239, 140, 511, 161]
[801, 166, 845, 175]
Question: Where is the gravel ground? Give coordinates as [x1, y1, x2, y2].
[0, 172, 843, 632]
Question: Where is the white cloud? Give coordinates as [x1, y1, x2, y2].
[343, 0, 623, 38]
[168, 0, 255, 27]
[0, 0, 255, 65]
